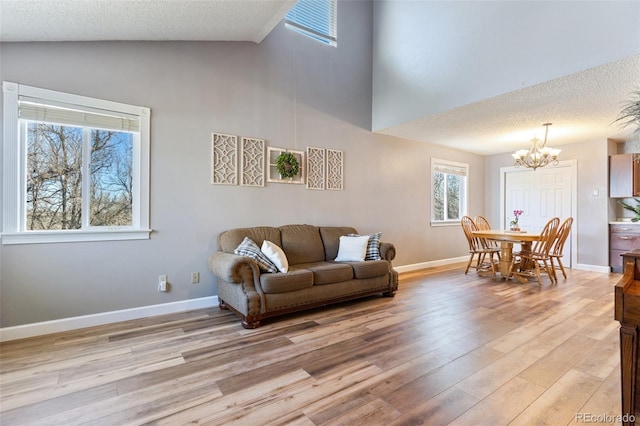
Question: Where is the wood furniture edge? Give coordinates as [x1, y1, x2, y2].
[616, 259, 638, 321]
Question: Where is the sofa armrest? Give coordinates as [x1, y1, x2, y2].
[379, 242, 396, 262]
[208, 252, 260, 283]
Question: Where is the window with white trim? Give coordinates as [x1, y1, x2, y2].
[2, 82, 151, 244]
[431, 158, 468, 225]
[285, 0, 337, 46]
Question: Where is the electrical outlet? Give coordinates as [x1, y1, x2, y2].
[191, 272, 200, 283]
[158, 274, 168, 292]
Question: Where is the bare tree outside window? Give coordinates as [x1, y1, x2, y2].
[446, 174, 461, 220]
[90, 130, 133, 226]
[26, 123, 133, 230]
[432, 159, 467, 223]
[27, 124, 83, 230]
[433, 171, 445, 221]
[433, 172, 461, 221]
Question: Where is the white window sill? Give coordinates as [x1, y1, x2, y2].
[1, 229, 152, 245]
[430, 221, 462, 227]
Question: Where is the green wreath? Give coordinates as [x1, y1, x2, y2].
[275, 152, 300, 178]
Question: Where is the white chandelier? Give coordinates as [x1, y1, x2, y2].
[512, 123, 561, 170]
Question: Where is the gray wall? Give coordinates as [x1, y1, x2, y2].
[0, 1, 485, 327]
[372, 0, 640, 131]
[484, 138, 611, 269]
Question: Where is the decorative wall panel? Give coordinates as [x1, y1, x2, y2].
[211, 133, 238, 185]
[306, 147, 325, 190]
[241, 137, 265, 187]
[326, 149, 344, 190]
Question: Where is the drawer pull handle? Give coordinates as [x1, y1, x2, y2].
[620, 236, 632, 240]
[620, 228, 632, 231]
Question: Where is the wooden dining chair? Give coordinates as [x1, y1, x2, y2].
[509, 217, 560, 285]
[549, 217, 574, 281]
[474, 215, 501, 254]
[474, 215, 491, 230]
[461, 216, 500, 277]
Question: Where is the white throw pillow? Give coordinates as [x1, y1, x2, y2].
[334, 235, 370, 262]
[261, 240, 289, 273]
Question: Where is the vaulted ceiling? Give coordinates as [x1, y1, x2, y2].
[1, 0, 637, 155]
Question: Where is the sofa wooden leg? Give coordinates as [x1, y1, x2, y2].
[219, 300, 229, 310]
[241, 318, 260, 329]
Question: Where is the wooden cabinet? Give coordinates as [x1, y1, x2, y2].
[615, 252, 640, 425]
[610, 153, 640, 198]
[611, 224, 640, 272]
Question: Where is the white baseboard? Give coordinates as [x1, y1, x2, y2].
[395, 256, 468, 273]
[396, 259, 612, 275]
[0, 296, 219, 342]
[574, 263, 612, 274]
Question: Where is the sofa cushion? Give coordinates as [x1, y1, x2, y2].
[279, 224, 325, 265]
[234, 237, 278, 273]
[335, 235, 369, 261]
[260, 269, 313, 294]
[348, 260, 390, 279]
[294, 262, 354, 285]
[319, 226, 358, 260]
[219, 227, 281, 254]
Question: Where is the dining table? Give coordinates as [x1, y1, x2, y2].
[470, 229, 542, 281]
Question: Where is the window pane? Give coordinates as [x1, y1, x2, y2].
[90, 130, 133, 226]
[446, 174, 461, 220]
[5, 82, 150, 243]
[433, 171, 445, 221]
[285, 0, 337, 45]
[26, 123, 83, 230]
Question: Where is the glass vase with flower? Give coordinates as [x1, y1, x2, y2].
[510, 209, 524, 231]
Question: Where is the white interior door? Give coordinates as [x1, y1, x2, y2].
[534, 166, 573, 230]
[505, 169, 535, 230]
[503, 162, 575, 267]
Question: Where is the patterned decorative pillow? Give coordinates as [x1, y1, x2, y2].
[348, 232, 382, 260]
[234, 237, 278, 273]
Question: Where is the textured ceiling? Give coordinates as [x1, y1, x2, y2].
[1, 1, 638, 156]
[377, 55, 640, 155]
[0, 0, 295, 43]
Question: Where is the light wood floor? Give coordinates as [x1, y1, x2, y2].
[0, 264, 624, 425]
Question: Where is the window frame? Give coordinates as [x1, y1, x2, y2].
[430, 158, 469, 227]
[285, 0, 337, 46]
[2, 81, 151, 245]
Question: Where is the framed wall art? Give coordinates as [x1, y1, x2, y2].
[267, 147, 305, 184]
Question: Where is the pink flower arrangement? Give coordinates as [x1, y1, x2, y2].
[511, 209, 524, 226]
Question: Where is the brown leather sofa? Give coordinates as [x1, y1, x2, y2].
[208, 224, 398, 328]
